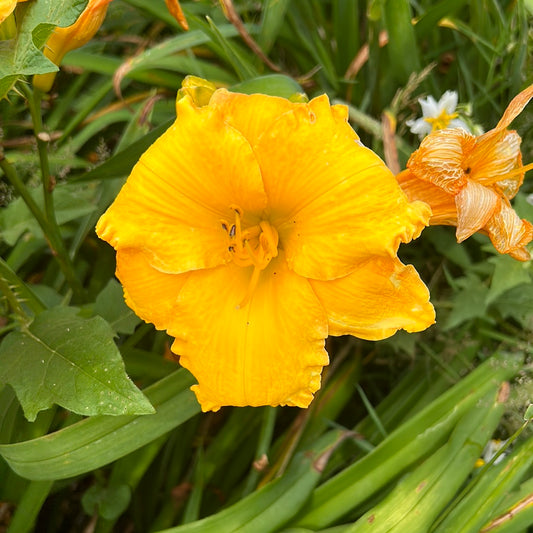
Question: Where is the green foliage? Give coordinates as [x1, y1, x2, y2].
[0, 306, 153, 420]
[0, 0, 88, 98]
[0, 0, 532, 532]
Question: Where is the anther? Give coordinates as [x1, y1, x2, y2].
[229, 225, 236, 238]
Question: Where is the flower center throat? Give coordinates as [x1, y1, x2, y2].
[222, 206, 279, 308]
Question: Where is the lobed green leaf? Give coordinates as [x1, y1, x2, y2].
[0, 306, 154, 421]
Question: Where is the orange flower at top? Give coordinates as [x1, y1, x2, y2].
[397, 84, 533, 261]
[165, 0, 188, 31]
[0, 0, 28, 25]
[33, 0, 112, 92]
[96, 87, 435, 411]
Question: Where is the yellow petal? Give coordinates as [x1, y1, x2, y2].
[252, 94, 430, 279]
[407, 128, 473, 195]
[310, 256, 435, 340]
[97, 95, 268, 274]
[455, 180, 500, 242]
[0, 0, 17, 23]
[169, 254, 329, 411]
[484, 201, 533, 261]
[209, 89, 298, 147]
[116, 248, 190, 331]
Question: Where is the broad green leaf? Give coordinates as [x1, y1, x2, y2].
[0, 182, 96, 246]
[492, 284, 533, 329]
[0, 306, 154, 421]
[0, 0, 88, 98]
[94, 279, 140, 335]
[444, 274, 490, 330]
[82, 482, 131, 520]
[486, 255, 531, 305]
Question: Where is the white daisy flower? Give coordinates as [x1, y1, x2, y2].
[407, 90, 470, 137]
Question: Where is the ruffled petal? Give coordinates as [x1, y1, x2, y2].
[484, 201, 533, 261]
[455, 180, 501, 242]
[407, 128, 473, 194]
[253, 94, 430, 279]
[115, 248, 190, 332]
[209, 89, 297, 147]
[170, 254, 329, 411]
[310, 256, 435, 340]
[97, 95, 268, 274]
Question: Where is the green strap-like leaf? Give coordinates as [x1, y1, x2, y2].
[0, 369, 199, 480]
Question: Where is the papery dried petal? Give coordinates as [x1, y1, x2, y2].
[407, 128, 473, 194]
[455, 180, 500, 242]
[485, 201, 533, 261]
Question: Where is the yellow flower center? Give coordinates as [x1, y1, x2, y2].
[424, 108, 459, 132]
[222, 205, 279, 308]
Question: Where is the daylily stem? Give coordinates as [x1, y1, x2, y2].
[5, 85, 85, 301]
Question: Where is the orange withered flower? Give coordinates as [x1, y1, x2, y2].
[397, 84, 533, 261]
[97, 87, 435, 412]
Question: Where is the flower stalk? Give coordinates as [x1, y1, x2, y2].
[2, 85, 85, 300]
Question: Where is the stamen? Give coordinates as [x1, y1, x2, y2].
[223, 206, 280, 307]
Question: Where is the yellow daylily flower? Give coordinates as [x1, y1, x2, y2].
[33, 0, 112, 92]
[96, 88, 435, 411]
[397, 84, 533, 261]
[0, 0, 28, 25]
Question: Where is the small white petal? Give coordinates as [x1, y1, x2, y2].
[440, 90, 458, 114]
[406, 118, 432, 136]
[419, 96, 439, 118]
